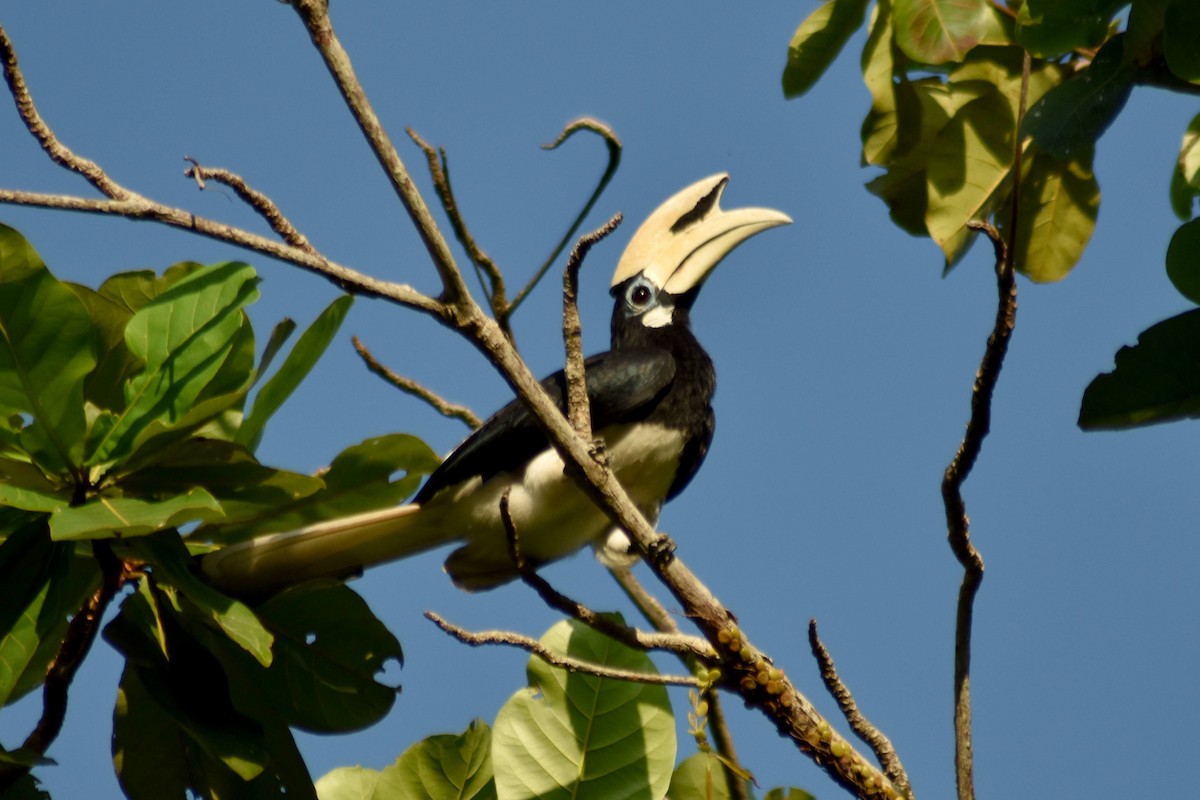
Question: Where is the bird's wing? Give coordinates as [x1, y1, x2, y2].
[415, 348, 676, 502]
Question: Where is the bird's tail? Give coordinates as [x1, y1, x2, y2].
[200, 504, 445, 596]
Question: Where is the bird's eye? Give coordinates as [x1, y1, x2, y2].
[627, 281, 654, 308]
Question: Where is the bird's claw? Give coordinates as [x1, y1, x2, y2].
[648, 533, 676, 568]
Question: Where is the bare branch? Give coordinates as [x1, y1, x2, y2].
[0, 26, 132, 200]
[562, 212, 622, 439]
[809, 620, 912, 799]
[510, 117, 623, 313]
[288, 1, 472, 304]
[352, 335, 482, 429]
[944, 50, 1028, 800]
[407, 128, 511, 335]
[183, 157, 317, 254]
[425, 611, 699, 687]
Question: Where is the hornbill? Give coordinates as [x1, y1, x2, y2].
[201, 174, 790, 594]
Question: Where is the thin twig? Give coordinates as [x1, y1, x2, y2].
[562, 212, 622, 439]
[406, 128, 511, 335]
[352, 335, 481, 429]
[425, 612, 699, 687]
[808, 620, 912, 799]
[183, 157, 317, 254]
[944, 51, 1028, 800]
[510, 117, 623, 313]
[499, 491, 714, 660]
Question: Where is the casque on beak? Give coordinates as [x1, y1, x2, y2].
[610, 173, 792, 296]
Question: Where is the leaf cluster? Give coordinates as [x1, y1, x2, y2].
[0, 224, 440, 797]
[781, 1, 1200, 429]
[314, 619, 813, 800]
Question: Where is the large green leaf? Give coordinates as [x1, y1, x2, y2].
[1126, 0, 1170, 62]
[49, 487, 224, 541]
[925, 90, 1014, 265]
[252, 581, 403, 732]
[113, 666, 198, 799]
[1164, 0, 1200, 83]
[203, 433, 438, 542]
[1166, 218, 1200, 304]
[1079, 308, 1200, 429]
[369, 719, 495, 800]
[1021, 36, 1134, 161]
[1005, 150, 1100, 282]
[108, 584, 315, 800]
[0, 224, 98, 474]
[492, 618, 675, 800]
[89, 261, 260, 465]
[119, 438, 324, 526]
[133, 533, 274, 667]
[893, 0, 989, 65]
[238, 294, 353, 452]
[782, 0, 870, 99]
[1016, 0, 1126, 57]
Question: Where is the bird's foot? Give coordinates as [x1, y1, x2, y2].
[588, 438, 610, 469]
[648, 533, 676, 569]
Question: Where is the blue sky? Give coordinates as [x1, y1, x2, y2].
[3, 3, 1199, 798]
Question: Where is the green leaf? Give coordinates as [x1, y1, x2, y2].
[1126, 0, 1170, 62]
[133, 532, 274, 667]
[0, 457, 69, 512]
[893, 0, 989, 65]
[0, 224, 98, 474]
[0, 771, 50, 799]
[253, 581, 403, 732]
[492, 618, 676, 800]
[238, 294, 353, 451]
[203, 433, 438, 542]
[925, 89, 1014, 266]
[68, 283, 140, 412]
[113, 666, 195, 799]
[764, 789, 818, 800]
[316, 767, 381, 800]
[860, 0, 923, 166]
[118, 438, 324, 527]
[1006, 150, 1100, 282]
[782, 0, 870, 99]
[49, 487, 224, 541]
[254, 317, 299, 387]
[1021, 36, 1134, 161]
[1079, 308, 1200, 429]
[670, 752, 750, 800]
[1164, 0, 1200, 83]
[1166, 218, 1200, 303]
[90, 261, 260, 465]
[1170, 112, 1200, 220]
[375, 719, 495, 800]
[1016, 0, 1126, 58]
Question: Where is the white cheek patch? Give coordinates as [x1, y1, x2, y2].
[641, 304, 674, 328]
